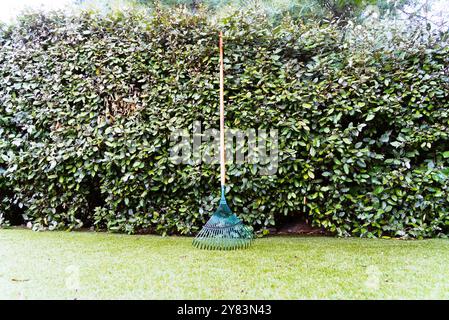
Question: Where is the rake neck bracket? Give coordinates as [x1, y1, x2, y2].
[220, 185, 227, 204]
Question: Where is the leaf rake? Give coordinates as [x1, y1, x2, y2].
[192, 31, 254, 250]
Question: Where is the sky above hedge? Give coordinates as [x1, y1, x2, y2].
[0, 0, 448, 27]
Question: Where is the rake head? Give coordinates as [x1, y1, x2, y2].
[193, 196, 254, 250]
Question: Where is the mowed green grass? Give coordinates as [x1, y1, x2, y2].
[0, 228, 448, 299]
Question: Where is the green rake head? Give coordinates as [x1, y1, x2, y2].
[193, 187, 254, 250]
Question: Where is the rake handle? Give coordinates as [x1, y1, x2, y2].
[219, 31, 225, 187]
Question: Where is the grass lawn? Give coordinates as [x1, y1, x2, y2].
[0, 228, 448, 299]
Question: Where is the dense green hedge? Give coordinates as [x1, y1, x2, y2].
[1, 8, 448, 237]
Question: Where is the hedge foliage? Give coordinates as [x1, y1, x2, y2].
[1, 8, 449, 237]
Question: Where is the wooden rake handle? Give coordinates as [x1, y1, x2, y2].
[219, 31, 226, 187]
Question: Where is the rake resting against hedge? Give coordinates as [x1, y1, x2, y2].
[192, 32, 254, 250]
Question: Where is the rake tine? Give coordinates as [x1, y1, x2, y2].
[192, 190, 253, 251]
